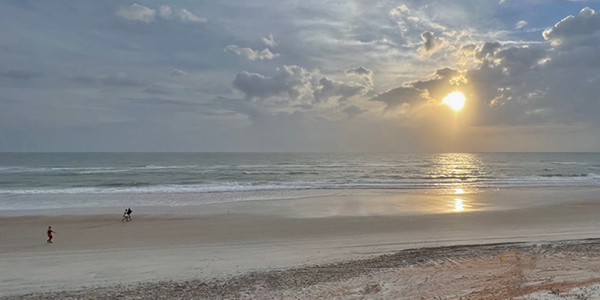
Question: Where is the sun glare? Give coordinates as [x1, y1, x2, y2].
[442, 91, 466, 112]
[454, 199, 465, 212]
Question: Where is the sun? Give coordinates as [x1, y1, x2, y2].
[442, 91, 466, 112]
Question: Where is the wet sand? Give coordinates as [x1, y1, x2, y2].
[2, 188, 600, 298]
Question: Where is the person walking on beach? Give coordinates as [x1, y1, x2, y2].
[122, 208, 133, 221]
[126, 207, 133, 221]
[46, 226, 56, 243]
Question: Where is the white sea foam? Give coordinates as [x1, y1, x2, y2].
[1, 174, 600, 196]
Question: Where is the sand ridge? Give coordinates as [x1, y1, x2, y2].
[5, 240, 600, 299]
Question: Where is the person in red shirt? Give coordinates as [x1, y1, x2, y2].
[47, 226, 56, 243]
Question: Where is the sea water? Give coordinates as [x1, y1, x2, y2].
[0, 152, 599, 210]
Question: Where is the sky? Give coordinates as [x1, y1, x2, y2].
[1, 0, 600, 152]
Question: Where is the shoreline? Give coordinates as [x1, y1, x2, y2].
[2, 185, 600, 216]
[2, 185, 600, 214]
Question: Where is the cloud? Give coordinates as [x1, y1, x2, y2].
[206, 96, 263, 118]
[232, 66, 371, 107]
[388, 4, 448, 41]
[224, 45, 281, 61]
[116, 4, 156, 23]
[177, 9, 206, 23]
[232, 65, 313, 101]
[144, 85, 171, 95]
[72, 73, 146, 87]
[117, 5, 205, 25]
[543, 7, 600, 45]
[343, 105, 368, 118]
[376, 11, 599, 127]
[515, 20, 528, 29]
[419, 31, 448, 54]
[458, 43, 477, 55]
[373, 44, 544, 122]
[262, 34, 277, 47]
[0, 69, 41, 80]
[494, 46, 547, 75]
[371, 86, 422, 111]
[159, 5, 172, 19]
[100, 73, 145, 87]
[171, 69, 188, 76]
[475, 41, 502, 60]
[345, 67, 373, 86]
[389, 4, 410, 17]
[472, 7, 600, 124]
[312, 77, 368, 103]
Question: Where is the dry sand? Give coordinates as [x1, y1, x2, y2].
[6, 240, 600, 299]
[2, 189, 600, 299]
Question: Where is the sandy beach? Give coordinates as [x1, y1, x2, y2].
[2, 188, 600, 299]
[8, 240, 600, 300]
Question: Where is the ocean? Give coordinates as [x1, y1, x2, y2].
[1, 152, 599, 210]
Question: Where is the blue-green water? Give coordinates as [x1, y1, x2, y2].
[1, 153, 599, 209]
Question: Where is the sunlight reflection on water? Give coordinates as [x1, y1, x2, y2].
[454, 198, 465, 212]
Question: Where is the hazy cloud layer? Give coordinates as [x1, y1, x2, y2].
[0, 69, 41, 80]
[2, 0, 600, 152]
